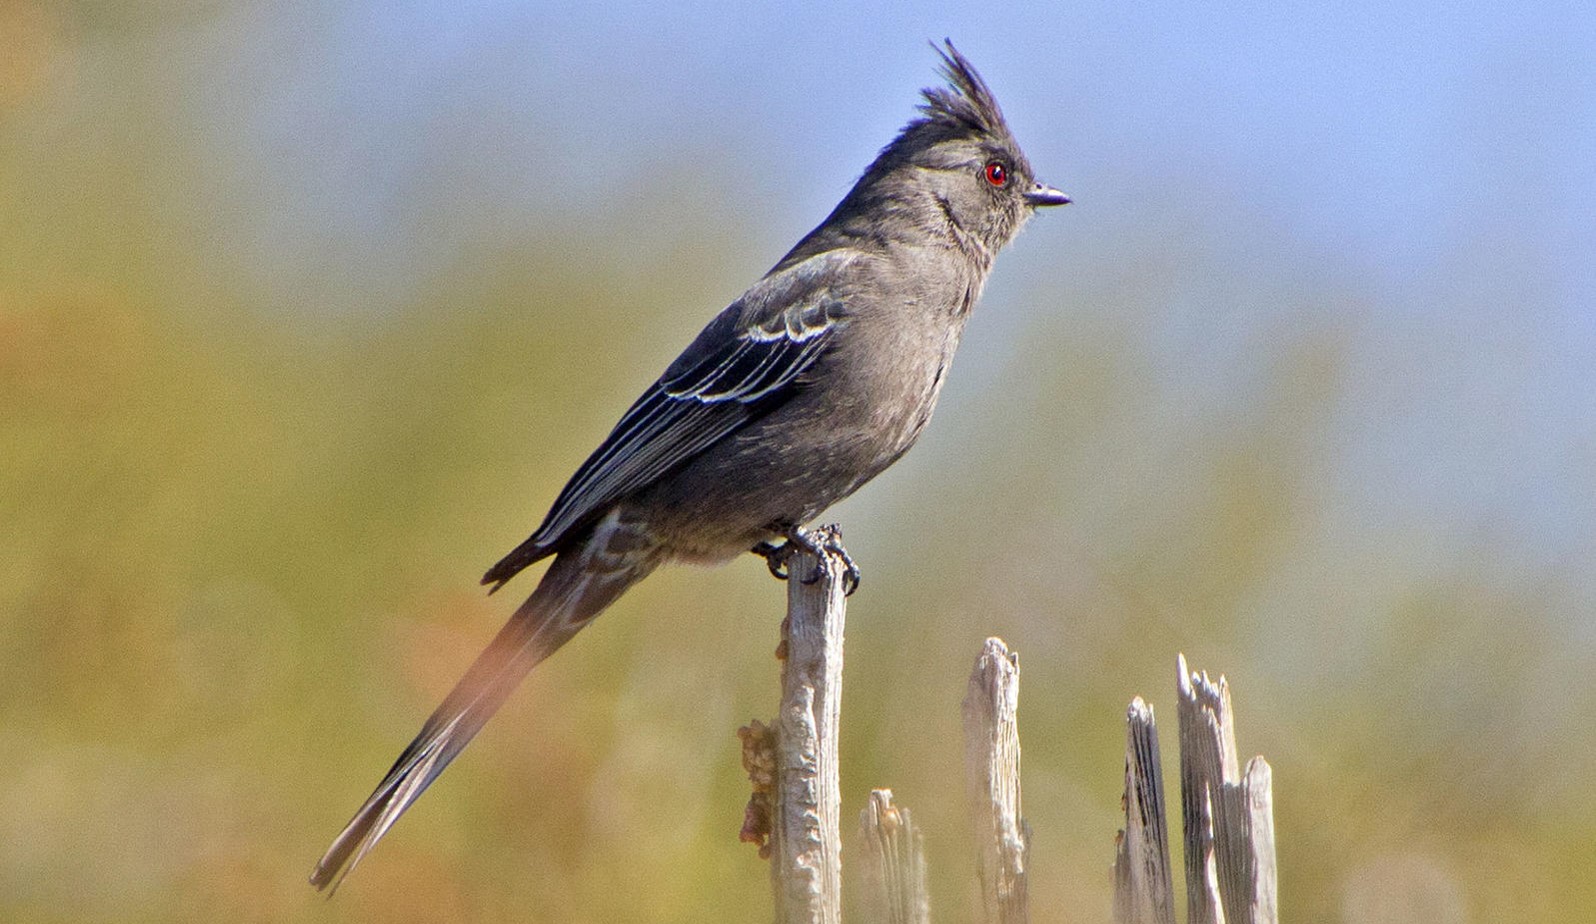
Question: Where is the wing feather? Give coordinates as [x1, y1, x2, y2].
[543, 331, 833, 540]
[481, 259, 853, 591]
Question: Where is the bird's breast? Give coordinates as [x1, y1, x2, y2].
[839, 299, 967, 459]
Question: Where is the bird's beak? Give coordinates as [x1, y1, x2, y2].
[1023, 182, 1072, 207]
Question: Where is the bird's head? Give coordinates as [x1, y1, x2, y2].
[847, 42, 1070, 259]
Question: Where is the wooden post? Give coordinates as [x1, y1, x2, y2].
[1242, 757, 1277, 923]
[1113, 697, 1176, 924]
[963, 637, 1029, 924]
[856, 788, 931, 924]
[1175, 653, 1277, 924]
[768, 526, 850, 924]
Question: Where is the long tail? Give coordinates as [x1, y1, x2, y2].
[311, 527, 657, 892]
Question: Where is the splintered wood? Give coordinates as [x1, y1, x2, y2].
[1113, 654, 1277, 924]
[1114, 697, 1176, 924]
[856, 789, 930, 924]
[739, 543, 1278, 924]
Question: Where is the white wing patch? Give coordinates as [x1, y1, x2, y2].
[663, 299, 840, 403]
[525, 292, 847, 550]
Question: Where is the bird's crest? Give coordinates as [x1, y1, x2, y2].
[918, 40, 1014, 143]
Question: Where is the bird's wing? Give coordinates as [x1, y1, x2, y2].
[482, 251, 855, 590]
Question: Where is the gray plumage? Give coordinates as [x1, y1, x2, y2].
[312, 41, 1068, 892]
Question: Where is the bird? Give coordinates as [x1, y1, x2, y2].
[311, 40, 1069, 892]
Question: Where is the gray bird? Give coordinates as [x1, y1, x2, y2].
[312, 41, 1069, 891]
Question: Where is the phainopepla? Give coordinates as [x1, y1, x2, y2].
[312, 41, 1068, 891]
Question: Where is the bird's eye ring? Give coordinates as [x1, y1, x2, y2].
[983, 161, 1008, 187]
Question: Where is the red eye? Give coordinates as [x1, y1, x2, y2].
[984, 161, 1008, 187]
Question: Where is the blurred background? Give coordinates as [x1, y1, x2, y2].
[3, 1, 1593, 921]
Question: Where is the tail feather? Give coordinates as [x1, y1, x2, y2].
[311, 541, 655, 892]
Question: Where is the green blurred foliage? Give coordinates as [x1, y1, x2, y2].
[3, 4, 1593, 922]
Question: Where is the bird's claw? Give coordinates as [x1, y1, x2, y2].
[827, 536, 862, 596]
[750, 526, 861, 596]
[751, 541, 791, 581]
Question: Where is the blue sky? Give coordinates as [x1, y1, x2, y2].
[145, 0, 1593, 318]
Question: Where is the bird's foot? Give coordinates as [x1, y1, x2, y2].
[750, 526, 861, 596]
[819, 530, 862, 595]
[751, 540, 791, 581]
